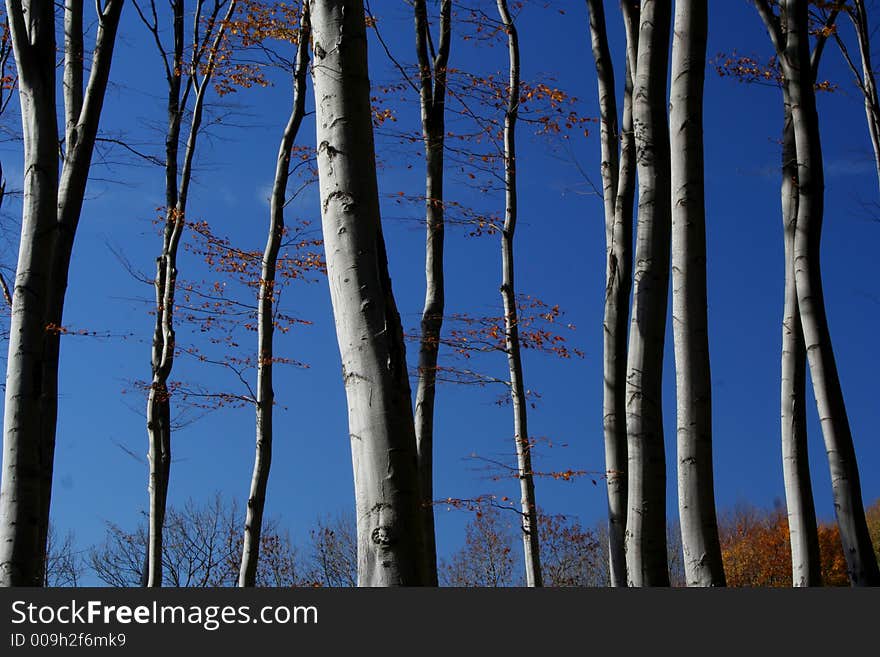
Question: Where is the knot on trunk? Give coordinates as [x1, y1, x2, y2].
[371, 525, 395, 547]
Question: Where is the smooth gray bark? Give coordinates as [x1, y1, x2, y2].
[834, 1, 880, 196]
[143, 0, 236, 587]
[851, 1, 880, 196]
[496, 0, 542, 588]
[309, 0, 428, 586]
[238, 6, 311, 588]
[778, 0, 880, 586]
[586, 0, 638, 589]
[0, 0, 123, 587]
[780, 97, 821, 586]
[754, 0, 837, 589]
[624, 0, 672, 587]
[669, 0, 725, 587]
[413, 0, 451, 587]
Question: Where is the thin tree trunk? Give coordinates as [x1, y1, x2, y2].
[309, 0, 427, 587]
[496, 0, 541, 588]
[238, 5, 311, 588]
[850, 1, 880, 196]
[780, 0, 880, 586]
[0, 0, 122, 587]
[413, 0, 451, 587]
[624, 0, 672, 587]
[780, 96, 821, 586]
[669, 0, 725, 587]
[586, 0, 637, 589]
[146, 0, 237, 587]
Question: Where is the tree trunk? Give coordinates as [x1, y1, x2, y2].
[779, 94, 821, 587]
[41, 0, 123, 587]
[413, 0, 451, 587]
[624, 0, 672, 587]
[309, 0, 428, 586]
[586, 0, 637, 589]
[669, 0, 725, 587]
[849, 0, 880, 196]
[0, 0, 122, 587]
[238, 5, 311, 588]
[780, 0, 880, 586]
[0, 0, 59, 587]
[146, 0, 236, 587]
[496, 0, 542, 588]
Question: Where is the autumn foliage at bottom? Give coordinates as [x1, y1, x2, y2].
[719, 505, 853, 587]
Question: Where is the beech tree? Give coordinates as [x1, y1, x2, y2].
[494, 0, 542, 588]
[0, 0, 124, 587]
[135, 0, 238, 587]
[624, 0, 673, 587]
[413, 0, 452, 589]
[755, 0, 880, 586]
[833, 0, 880, 195]
[238, 2, 312, 588]
[585, 0, 639, 588]
[669, 0, 725, 586]
[309, 0, 428, 586]
[718, 3, 842, 586]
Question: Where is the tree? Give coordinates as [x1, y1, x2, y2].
[832, 0, 880, 195]
[135, 0, 238, 587]
[585, 0, 639, 588]
[306, 512, 358, 587]
[238, 0, 312, 589]
[756, 0, 880, 585]
[865, 499, 880, 564]
[413, 0, 452, 589]
[719, 503, 850, 587]
[0, 0, 124, 587]
[723, 1, 838, 587]
[441, 507, 605, 587]
[539, 513, 605, 587]
[669, 0, 725, 586]
[624, 0, 673, 587]
[309, 0, 428, 586]
[494, 0, 542, 588]
[90, 495, 305, 587]
[44, 526, 83, 587]
[439, 506, 516, 587]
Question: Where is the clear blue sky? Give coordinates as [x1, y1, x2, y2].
[1, 1, 878, 584]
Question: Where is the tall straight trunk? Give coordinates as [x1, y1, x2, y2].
[780, 0, 880, 586]
[309, 0, 427, 587]
[586, 0, 637, 589]
[413, 0, 451, 587]
[43, 0, 123, 579]
[0, 0, 59, 587]
[0, 0, 123, 587]
[669, 0, 725, 587]
[145, 0, 237, 587]
[624, 0, 672, 587]
[755, 0, 839, 587]
[780, 96, 821, 586]
[238, 6, 311, 588]
[496, 0, 541, 588]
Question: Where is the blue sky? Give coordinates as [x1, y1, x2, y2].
[1, 1, 879, 584]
